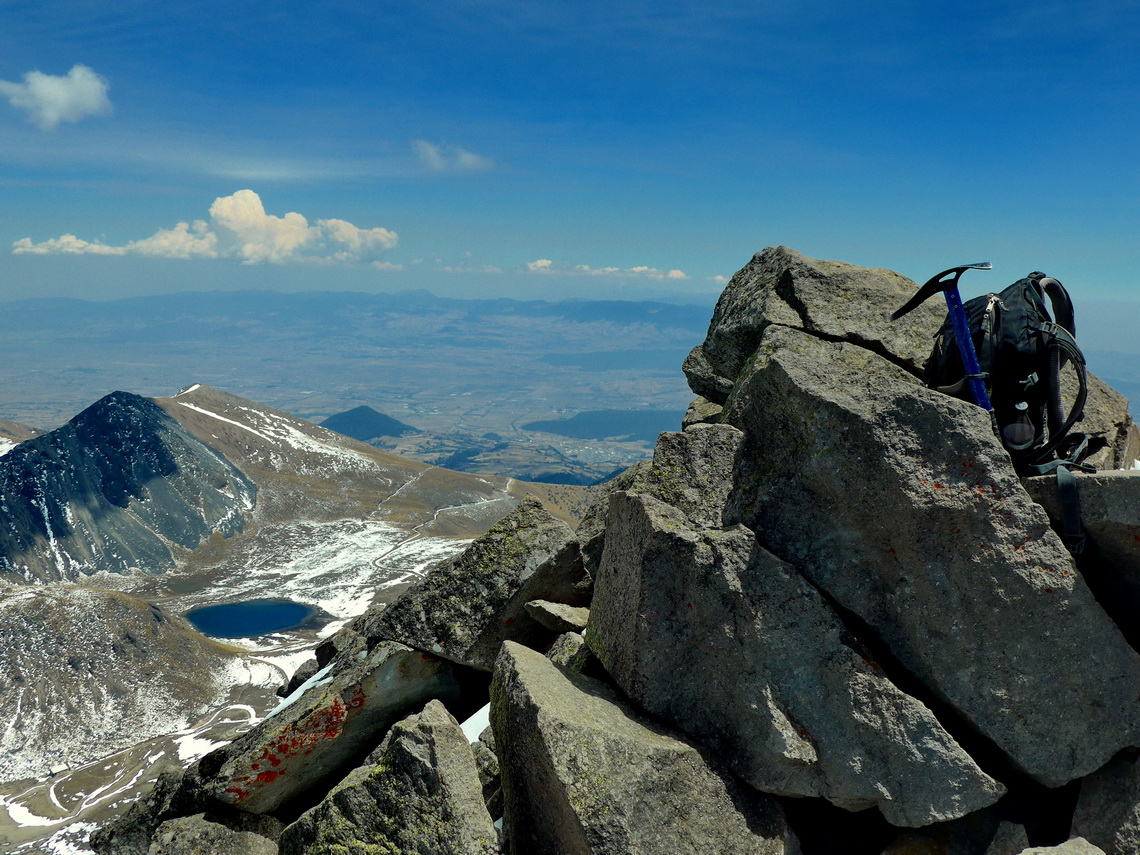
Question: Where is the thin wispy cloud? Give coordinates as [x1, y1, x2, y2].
[413, 140, 495, 173]
[526, 259, 688, 280]
[0, 65, 112, 131]
[12, 190, 398, 265]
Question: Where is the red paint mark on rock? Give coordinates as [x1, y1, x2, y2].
[504, 618, 516, 627]
[255, 770, 281, 785]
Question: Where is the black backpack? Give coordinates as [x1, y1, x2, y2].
[923, 272, 1091, 475]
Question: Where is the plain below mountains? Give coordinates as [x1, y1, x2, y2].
[522, 409, 682, 443]
[318, 403, 684, 485]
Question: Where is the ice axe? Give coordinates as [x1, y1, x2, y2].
[892, 262, 993, 411]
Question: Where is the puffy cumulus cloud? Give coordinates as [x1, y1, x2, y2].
[208, 189, 317, 263]
[126, 220, 218, 259]
[413, 140, 494, 173]
[527, 260, 690, 280]
[319, 218, 399, 261]
[12, 190, 398, 266]
[0, 65, 111, 131]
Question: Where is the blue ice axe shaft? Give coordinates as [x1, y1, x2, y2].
[891, 263, 993, 411]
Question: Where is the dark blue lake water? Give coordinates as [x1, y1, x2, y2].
[185, 599, 315, 638]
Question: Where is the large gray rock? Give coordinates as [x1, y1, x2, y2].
[491, 641, 797, 855]
[880, 809, 1011, 855]
[150, 814, 279, 855]
[985, 822, 1032, 855]
[577, 425, 743, 579]
[190, 641, 461, 815]
[279, 700, 497, 855]
[1021, 840, 1106, 855]
[587, 490, 1004, 826]
[1071, 748, 1140, 855]
[524, 599, 589, 634]
[682, 395, 724, 428]
[686, 246, 940, 403]
[364, 497, 589, 671]
[722, 323, 1140, 787]
[1069, 371, 1138, 471]
[1024, 470, 1140, 589]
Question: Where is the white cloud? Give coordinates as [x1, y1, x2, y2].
[11, 234, 123, 256]
[0, 65, 111, 131]
[208, 189, 319, 263]
[412, 140, 494, 173]
[126, 220, 218, 259]
[528, 260, 690, 280]
[12, 190, 398, 266]
[319, 218, 399, 256]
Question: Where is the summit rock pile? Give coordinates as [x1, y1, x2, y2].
[93, 248, 1140, 854]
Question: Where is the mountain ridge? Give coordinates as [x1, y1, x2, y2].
[0, 391, 256, 584]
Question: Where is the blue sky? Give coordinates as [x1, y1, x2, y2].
[2, 0, 1139, 306]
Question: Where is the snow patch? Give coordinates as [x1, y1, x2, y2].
[175, 400, 378, 474]
[0, 794, 60, 827]
[39, 822, 97, 855]
[460, 703, 491, 744]
[174, 734, 227, 763]
[0, 438, 16, 458]
[265, 662, 336, 720]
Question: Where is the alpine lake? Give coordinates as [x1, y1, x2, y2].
[184, 598, 320, 638]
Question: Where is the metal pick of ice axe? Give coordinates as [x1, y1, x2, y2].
[891, 262, 993, 411]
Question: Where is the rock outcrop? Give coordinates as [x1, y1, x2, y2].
[360, 497, 591, 671]
[279, 700, 497, 855]
[721, 322, 1140, 786]
[1071, 748, 1140, 855]
[187, 641, 462, 816]
[92, 248, 1140, 855]
[588, 490, 1004, 826]
[491, 641, 797, 855]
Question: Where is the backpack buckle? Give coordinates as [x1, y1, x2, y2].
[1020, 372, 1038, 391]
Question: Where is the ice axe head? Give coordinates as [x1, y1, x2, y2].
[891, 262, 992, 320]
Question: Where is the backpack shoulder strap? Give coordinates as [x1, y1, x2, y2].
[1031, 273, 1076, 337]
